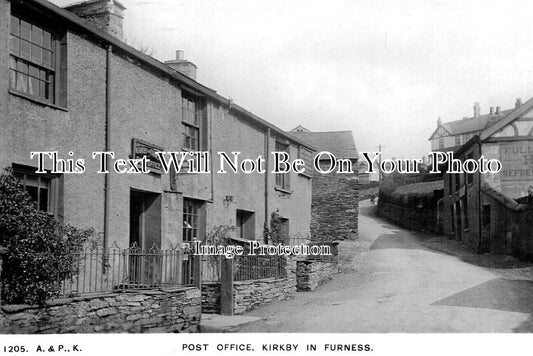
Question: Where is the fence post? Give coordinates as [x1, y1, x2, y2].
[220, 257, 234, 316]
[0, 246, 6, 305]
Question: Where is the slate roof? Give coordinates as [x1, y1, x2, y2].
[441, 109, 513, 136]
[289, 130, 358, 159]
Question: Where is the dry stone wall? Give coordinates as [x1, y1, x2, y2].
[0, 287, 201, 334]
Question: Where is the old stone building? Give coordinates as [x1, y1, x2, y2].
[0, 0, 314, 288]
[442, 97, 533, 257]
[289, 126, 359, 240]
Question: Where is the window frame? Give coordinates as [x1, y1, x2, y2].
[183, 198, 201, 243]
[181, 92, 201, 151]
[236, 209, 255, 240]
[274, 141, 291, 191]
[9, 11, 66, 108]
[12, 163, 61, 217]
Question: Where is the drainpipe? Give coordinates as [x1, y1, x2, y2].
[264, 128, 271, 243]
[477, 140, 482, 253]
[103, 45, 112, 272]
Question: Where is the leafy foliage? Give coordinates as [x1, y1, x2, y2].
[267, 211, 285, 244]
[0, 168, 92, 305]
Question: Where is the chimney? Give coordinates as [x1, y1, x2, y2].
[495, 106, 501, 115]
[164, 50, 197, 80]
[437, 117, 442, 125]
[516, 98, 523, 108]
[65, 0, 125, 41]
[473, 102, 480, 118]
[489, 107, 494, 115]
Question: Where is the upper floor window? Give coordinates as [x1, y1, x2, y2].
[9, 13, 65, 106]
[455, 136, 461, 146]
[275, 142, 290, 191]
[182, 93, 200, 150]
[438, 138, 444, 149]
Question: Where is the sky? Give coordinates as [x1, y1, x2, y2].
[53, 0, 533, 160]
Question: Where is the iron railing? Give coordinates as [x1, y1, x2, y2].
[233, 254, 286, 281]
[58, 243, 193, 297]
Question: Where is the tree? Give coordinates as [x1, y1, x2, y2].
[0, 168, 92, 305]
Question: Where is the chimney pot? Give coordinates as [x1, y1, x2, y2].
[473, 102, 480, 118]
[495, 106, 501, 115]
[489, 107, 494, 115]
[516, 98, 523, 108]
[164, 50, 197, 80]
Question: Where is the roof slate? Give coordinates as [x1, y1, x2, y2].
[442, 109, 513, 135]
[289, 131, 358, 159]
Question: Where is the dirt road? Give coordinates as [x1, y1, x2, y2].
[239, 201, 533, 332]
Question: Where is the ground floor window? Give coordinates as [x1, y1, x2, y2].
[236, 209, 255, 240]
[12, 163, 60, 215]
[183, 198, 201, 243]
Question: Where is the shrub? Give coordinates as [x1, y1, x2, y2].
[0, 168, 92, 305]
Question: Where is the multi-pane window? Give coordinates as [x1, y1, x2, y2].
[9, 14, 55, 103]
[183, 199, 200, 242]
[455, 136, 461, 146]
[275, 142, 290, 190]
[438, 138, 444, 149]
[13, 167, 54, 214]
[182, 94, 200, 150]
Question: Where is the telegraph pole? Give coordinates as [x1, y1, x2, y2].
[376, 144, 385, 186]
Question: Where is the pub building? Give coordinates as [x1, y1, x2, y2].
[442, 97, 533, 257]
[0, 0, 314, 287]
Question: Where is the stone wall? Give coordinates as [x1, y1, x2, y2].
[296, 260, 338, 291]
[202, 257, 297, 315]
[233, 277, 296, 314]
[311, 172, 359, 241]
[201, 278, 297, 315]
[0, 287, 201, 334]
[201, 283, 221, 314]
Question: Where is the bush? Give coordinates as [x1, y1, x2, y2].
[0, 168, 92, 305]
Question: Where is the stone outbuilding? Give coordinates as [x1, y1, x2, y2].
[289, 127, 359, 241]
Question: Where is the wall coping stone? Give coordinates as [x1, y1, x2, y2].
[1, 286, 198, 314]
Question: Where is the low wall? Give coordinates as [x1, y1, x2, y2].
[0, 287, 201, 334]
[201, 283, 221, 314]
[202, 257, 297, 315]
[233, 277, 296, 314]
[201, 277, 296, 315]
[296, 260, 338, 291]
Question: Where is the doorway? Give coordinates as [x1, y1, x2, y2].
[129, 189, 162, 286]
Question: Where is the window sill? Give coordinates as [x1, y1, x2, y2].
[274, 186, 291, 194]
[9, 89, 67, 112]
